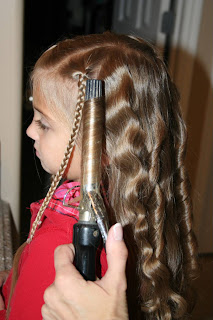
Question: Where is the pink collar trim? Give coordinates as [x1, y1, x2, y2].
[30, 181, 81, 224]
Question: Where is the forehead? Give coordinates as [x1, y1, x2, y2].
[33, 89, 78, 139]
[33, 87, 49, 110]
[32, 88, 54, 119]
[32, 77, 79, 126]
[32, 87, 65, 123]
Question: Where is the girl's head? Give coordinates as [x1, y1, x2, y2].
[29, 32, 178, 201]
[25, 32, 198, 319]
[26, 83, 81, 180]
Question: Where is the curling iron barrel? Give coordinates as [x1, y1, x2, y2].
[73, 79, 108, 281]
[81, 80, 103, 200]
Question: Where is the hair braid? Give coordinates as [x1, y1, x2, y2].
[27, 74, 87, 243]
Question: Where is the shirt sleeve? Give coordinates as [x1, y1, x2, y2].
[8, 228, 71, 320]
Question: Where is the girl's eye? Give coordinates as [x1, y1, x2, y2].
[35, 119, 49, 131]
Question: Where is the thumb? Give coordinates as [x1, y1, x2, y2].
[54, 243, 85, 290]
[101, 223, 128, 292]
[54, 243, 75, 272]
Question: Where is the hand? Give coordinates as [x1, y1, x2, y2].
[0, 270, 10, 310]
[42, 223, 129, 320]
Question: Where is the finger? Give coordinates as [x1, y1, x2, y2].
[53, 244, 85, 293]
[43, 286, 76, 320]
[41, 304, 57, 320]
[42, 302, 76, 320]
[101, 224, 128, 292]
[43, 284, 60, 307]
[54, 244, 75, 272]
[43, 286, 72, 320]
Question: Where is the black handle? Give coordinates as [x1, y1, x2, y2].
[73, 222, 101, 281]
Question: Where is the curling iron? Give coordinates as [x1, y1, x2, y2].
[73, 79, 109, 281]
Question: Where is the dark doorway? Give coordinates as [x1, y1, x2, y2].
[20, 0, 114, 243]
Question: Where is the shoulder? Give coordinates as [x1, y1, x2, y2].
[20, 224, 75, 278]
[28, 226, 74, 260]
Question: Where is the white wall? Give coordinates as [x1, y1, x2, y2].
[0, 0, 24, 230]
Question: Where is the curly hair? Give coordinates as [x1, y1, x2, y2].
[12, 32, 199, 319]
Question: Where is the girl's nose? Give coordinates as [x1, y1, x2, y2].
[26, 121, 39, 141]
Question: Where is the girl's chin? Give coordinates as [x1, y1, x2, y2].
[40, 162, 49, 173]
[40, 162, 57, 176]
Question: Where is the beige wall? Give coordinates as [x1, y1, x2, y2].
[189, 0, 213, 253]
[0, 0, 24, 230]
[170, 0, 213, 253]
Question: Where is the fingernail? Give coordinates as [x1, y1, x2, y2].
[113, 223, 123, 241]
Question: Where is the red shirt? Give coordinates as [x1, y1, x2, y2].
[0, 181, 107, 319]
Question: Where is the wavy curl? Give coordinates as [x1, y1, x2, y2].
[28, 32, 199, 319]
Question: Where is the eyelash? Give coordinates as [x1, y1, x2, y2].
[35, 120, 49, 131]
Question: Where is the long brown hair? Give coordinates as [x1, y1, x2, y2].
[11, 32, 199, 319]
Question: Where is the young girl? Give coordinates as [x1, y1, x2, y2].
[0, 32, 199, 320]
